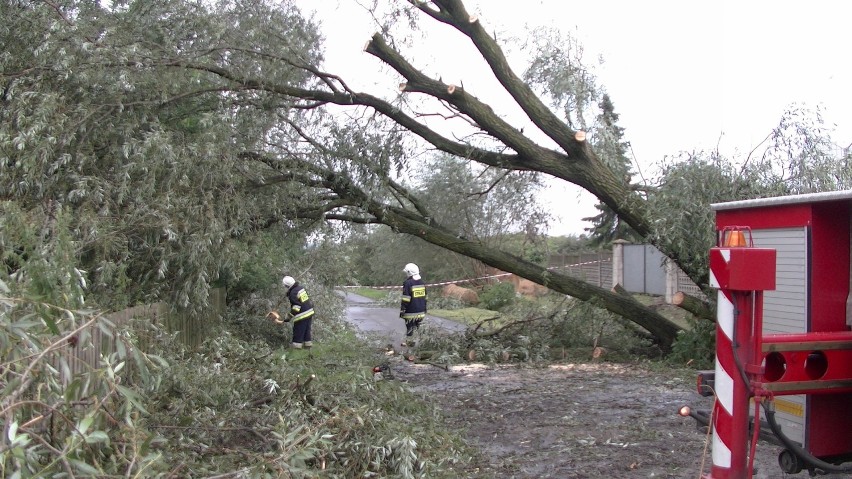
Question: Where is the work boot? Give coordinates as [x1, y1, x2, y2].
[291, 342, 303, 349]
[304, 341, 313, 349]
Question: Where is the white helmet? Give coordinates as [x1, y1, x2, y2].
[403, 263, 420, 277]
[282, 276, 295, 288]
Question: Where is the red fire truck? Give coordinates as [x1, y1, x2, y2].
[680, 190, 852, 478]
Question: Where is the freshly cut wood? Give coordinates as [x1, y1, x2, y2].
[672, 291, 715, 321]
[442, 283, 480, 304]
[611, 283, 631, 297]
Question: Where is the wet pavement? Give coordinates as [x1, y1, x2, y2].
[340, 291, 467, 347]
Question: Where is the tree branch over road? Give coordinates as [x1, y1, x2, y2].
[152, 1, 705, 292]
[242, 149, 681, 352]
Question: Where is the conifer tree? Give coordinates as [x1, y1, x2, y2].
[583, 94, 641, 246]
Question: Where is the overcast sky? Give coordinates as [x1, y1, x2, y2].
[296, 0, 852, 235]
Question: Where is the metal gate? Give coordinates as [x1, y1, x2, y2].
[623, 244, 666, 296]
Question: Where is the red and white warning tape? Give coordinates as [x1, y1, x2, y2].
[338, 271, 513, 290]
[338, 259, 609, 290]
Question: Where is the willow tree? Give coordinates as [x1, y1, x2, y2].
[2, 0, 688, 349]
[0, 0, 325, 310]
[342, 151, 552, 285]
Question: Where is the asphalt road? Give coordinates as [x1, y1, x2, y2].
[341, 291, 467, 346]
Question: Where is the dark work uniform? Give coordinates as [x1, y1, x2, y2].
[400, 276, 427, 337]
[287, 282, 315, 347]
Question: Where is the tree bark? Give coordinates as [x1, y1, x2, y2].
[178, 40, 706, 289]
[672, 291, 715, 322]
[364, 204, 680, 352]
[246, 149, 683, 352]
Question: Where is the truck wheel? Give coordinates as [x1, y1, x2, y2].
[778, 449, 803, 474]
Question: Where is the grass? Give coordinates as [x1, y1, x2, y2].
[347, 287, 391, 300]
[138, 311, 476, 478]
[430, 307, 501, 326]
[349, 287, 503, 326]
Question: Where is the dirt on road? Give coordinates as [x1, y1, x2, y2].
[387, 357, 797, 479]
[343, 293, 823, 478]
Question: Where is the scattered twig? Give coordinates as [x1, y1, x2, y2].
[165, 462, 187, 479]
[412, 360, 449, 371]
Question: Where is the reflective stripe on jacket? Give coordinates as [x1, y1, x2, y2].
[400, 276, 426, 319]
[288, 283, 315, 322]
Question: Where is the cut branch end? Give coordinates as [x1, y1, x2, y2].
[447, 84, 457, 94]
[575, 130, 587, 142]
[399, 82, 408, 92]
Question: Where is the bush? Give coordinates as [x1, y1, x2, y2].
[426, 294, 465, 310]
[143, 308, 473, 478]
[667, 318, 716, 369]
[478, 282, 516, 311]
[0, 293, 171, 477]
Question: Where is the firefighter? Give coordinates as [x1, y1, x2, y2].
[267, 275, 315, 349]
[400, 263, 427, 346]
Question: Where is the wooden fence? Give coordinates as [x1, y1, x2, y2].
[548, 252, 613, 289]
[65, 288, 226, 377]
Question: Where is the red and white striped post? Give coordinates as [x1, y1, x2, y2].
[707, 228, 776, 479]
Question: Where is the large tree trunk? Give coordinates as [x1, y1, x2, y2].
[672, 291, 715, 322]
[180, 27, 706, 289]
[368, 205, 681, 352]
[247, 147, 684, 352]
[215, 0, 707, 352]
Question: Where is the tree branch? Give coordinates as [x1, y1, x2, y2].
[417, 0, 586, 158]
[324, 213, 380, 224]
[672, 291, 715, 322]
[365, 33, 549, 162]
[386, 178, 431, 218]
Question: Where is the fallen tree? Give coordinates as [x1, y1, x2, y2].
[243, 150, 682, 352]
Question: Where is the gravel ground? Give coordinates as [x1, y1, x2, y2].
[389, 358, 821, 479]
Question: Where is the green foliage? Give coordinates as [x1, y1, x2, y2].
[478, 282, 516, 311]
[648, 105, 852, 289]
[141, 305, 472, 478]
[0, 291, 170, 477]
[0, 0, 325, 312]
[549, 234, 595, 254]
[1, 189, 476, 478]
[414, 293, 663, 367]
[760, 105, 852, 193]
[522, 27, 599, 130]
[423, 294, 465, 311]
[1, 268, 472, 477]
[0, 200, 175, 476]
[667, 319, 716, 370]
[583, 94, 642, 247]
[489, 232, 552, 266]
[340, 227, 447, 287]
[646, 152, 774, 288]
[415, 154, 551, 246]
[336, 152, 555, 288]
[428, 306, 499, 324]
[224, 229, 306, 303]
[547, 300, 653, 360]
